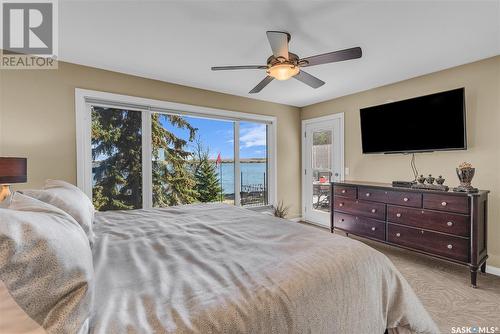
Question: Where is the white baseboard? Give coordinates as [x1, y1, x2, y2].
[288, 217, 303, 222]
[486, 265, 500, 277]
[297, 219, 332, 230]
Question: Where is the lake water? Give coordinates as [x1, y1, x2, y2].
[218, 162, 267, 195]
[92, 160, 266, 196]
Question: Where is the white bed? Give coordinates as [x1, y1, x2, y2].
[90, 203, 438, 334]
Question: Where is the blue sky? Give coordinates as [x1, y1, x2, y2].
[161, 115, 267, 160]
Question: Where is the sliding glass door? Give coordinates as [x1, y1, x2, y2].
[87, 98, 272, 211]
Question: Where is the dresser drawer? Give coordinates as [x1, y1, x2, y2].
[333, 185, 357, 198]
[387, 206, 470, 237]
[387, 224, 469, 262]
[358, 187, 389, 203]
[423, 193, 469, 214]
[334, 197, 386, 220]
[334, 212, 385, 241]
[387, 191, 422, 208]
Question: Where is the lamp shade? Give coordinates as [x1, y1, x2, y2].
[0, 157, 27, 183]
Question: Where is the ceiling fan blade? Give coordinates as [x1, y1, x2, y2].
[293, 70, 325, 89]
[211, 65, 267, 71]
[249, 76, 274, 94]
[266, 31, 290, 60]
[300, 47, 362, 67]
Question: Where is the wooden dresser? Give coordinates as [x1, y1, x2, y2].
[331, 181, 489, 287]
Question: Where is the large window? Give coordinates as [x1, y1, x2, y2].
[153, 114, 235, 207]
[77, 89, 276, 211]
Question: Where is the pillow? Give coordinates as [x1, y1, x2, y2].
[0, 279, 46, 334]
[21, 179, 95, 244]
[0, 193, 93, 334]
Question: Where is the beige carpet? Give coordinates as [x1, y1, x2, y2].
[301, 223, 500, 333]
[363, 237, 500, 333]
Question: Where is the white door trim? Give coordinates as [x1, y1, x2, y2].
[301, 113, 345, 224]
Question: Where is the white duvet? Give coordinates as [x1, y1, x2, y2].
[90, 203, 438, 334]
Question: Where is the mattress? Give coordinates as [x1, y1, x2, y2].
[90, 203, 438, 334]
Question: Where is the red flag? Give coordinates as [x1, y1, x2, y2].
[216, 152, 222, 166]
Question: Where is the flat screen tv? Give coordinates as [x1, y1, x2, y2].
[360, 88, 466, 154]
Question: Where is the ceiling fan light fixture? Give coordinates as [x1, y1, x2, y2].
[266, 63, 299, 81]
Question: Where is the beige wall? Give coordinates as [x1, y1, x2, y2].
[302, 56, 500, 267]
[0, 61, 302, 217]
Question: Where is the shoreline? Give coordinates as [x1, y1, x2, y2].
[208, 159, 266, 164]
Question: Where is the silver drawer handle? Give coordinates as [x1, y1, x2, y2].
[447, 244, 453, 249]
[339, 203, 344, 207]
[420, 230, 424, 234]
[396, 233, 401, 237]
[403, 197, 409, 202]
[341, 189, 346, 194]
[371, 227, 376, 231]
[338, 219, 344, 223]
[441, 201, 447, 206]
[371, 209, 377, 213]
[447, 221, 453, 227]
[396, 213, 402, 218]
[365, 193, 371, 197]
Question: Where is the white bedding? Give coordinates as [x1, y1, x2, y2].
[90, 203, 438, 334]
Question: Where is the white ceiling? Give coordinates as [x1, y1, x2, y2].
[59, 1, 500, 107]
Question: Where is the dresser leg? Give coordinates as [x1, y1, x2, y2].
[480, 262, 487, 273]
[470, 267, 478, 288]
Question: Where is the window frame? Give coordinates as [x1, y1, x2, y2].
[75, 88, 277, 209]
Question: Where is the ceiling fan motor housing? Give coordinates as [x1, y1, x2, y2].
[266, 52, 299, 67]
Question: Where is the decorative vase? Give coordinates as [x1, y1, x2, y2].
[425, 174, 435, 184]
[417, 175, 426, 184]
[453, 167, 478, 193]
[436, 175, 445, 185]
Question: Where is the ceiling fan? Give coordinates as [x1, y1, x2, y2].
[211, 31, 362, 94]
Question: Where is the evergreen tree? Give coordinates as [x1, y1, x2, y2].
[92, 107, 143, 210]
[91, 107, 198, 210]
[192, 140, 222, 203]
[151, 113, 198, 206]
[195, 158, 222, 203]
